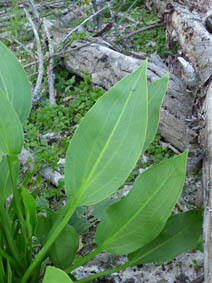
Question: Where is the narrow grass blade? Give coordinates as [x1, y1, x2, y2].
[22, 186, 37, 235]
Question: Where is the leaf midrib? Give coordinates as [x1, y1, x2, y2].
[87, 91, 141, 197]
[76, 66, 147, 204]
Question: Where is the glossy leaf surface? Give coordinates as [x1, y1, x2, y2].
[95, 151, 188, 255]
[36, 212, 79, 269]
[128, 210, 202, 264]
[0, 90, 23, 155]
[65, 61, 148, 206]
[43, 266, 73, 283]
[0, 41, 32, 123]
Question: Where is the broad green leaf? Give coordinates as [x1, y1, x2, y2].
[0, 41, 32, 123]
[36, 211, 79, 269]
[43, 266, 73, 283]
[95, 151, 188, 255]
[128, 210, 202, 264]
[22, 186, 37, 235]
[142, 75, 169, 152]
[0, 90, 23, 155]
[65, 61, 148, 206]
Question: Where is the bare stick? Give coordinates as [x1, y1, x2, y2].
[91, 0, 98, 28]
[62, 5, 108, 46]
[24, 42, 92, 69]
[24, 8, 44, 100]
[28, 0, 40, 20]
[124, 23, 163, 39]
[43, 19, 56, 105]
[202, 82, 212, 283]
[12, 37, 35, 59]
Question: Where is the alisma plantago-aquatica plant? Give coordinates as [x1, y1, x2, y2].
[0, 41, 202, 283]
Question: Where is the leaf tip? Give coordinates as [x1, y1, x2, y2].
[164, 73, 170, 80]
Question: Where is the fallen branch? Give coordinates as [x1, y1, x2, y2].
[59, 38, 196, 153]
[124, 22, 163, 38]
[24, 8, 44, 100]
[202, 82, 212, 282]
[43, 19, 56, 105]
[62, 4, 109, 47]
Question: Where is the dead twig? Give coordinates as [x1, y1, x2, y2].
[24, 8, 44, 100]
[28, 0, 40, 21]
[191, 275, 204, 283]
[12, 37, 35, 59]
[62, 5, 108, 48]
[117, 12, 138, 23]
[93, 22, 113, 37]
[43, 19, 56, 105]
[24, 42, 92, 69]
[124, 22, 163, 39]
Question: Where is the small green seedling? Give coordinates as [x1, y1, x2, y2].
[0, 41, 202, 283]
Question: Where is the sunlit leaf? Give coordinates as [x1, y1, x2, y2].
[128, 210, 202, 264]
[65, 61, 148, 206]
[0, 90, 23, 155]
[95, 151, 188, 255]
[43, 266, 73, 283]
[0, 41, 32, 123]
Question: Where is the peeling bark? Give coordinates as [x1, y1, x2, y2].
[202, 83, 212, 283]
[167, 5, 212, 86]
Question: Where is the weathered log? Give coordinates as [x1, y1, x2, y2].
[147, 1, 212, 281]
[202, 84, 212, 283]
[166, 4, 212, 86]
[47, 21, 197, 153]
[61, 37, 197, 154]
